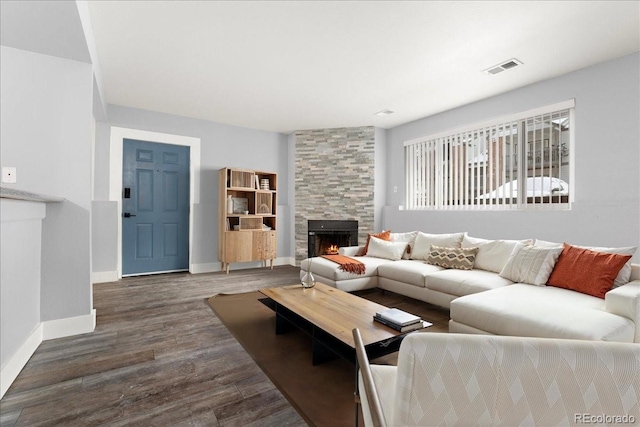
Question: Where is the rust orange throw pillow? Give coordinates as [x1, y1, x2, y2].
[547, 243, 632, 298]
[363, 230, 391, 255]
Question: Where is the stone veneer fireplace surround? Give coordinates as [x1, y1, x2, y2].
[294, 127, 375, 265]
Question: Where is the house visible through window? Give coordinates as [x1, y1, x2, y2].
[404, 100, 574, 210]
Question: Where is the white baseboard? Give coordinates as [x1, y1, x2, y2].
[1, 310, 97, 399]
[93, 260, 297, 278]
[42, 309, 96, 340]
[92, 270, 118, 283]
[191, 262, 222, 274]
[192, 257, 295, 274]
[1, 324, 43, 399]
[273, 256, 296, 266]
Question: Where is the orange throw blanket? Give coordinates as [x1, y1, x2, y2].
[320, 255, 366, 275]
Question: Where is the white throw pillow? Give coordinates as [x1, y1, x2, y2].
[389, 231, 419, 259]
[411, 232, 464, 260]
[499, 243, 564, 286]
[366, 236, 407, 261]
[463, 236, 533, 273]
[576, 245, 637, 287]
[534, 239, 562, 248]
[462, 235, 492, 247]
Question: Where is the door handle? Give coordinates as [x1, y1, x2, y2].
[123, 212, 137, 218]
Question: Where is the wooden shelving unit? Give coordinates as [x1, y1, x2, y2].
[219, 167, 277, 273]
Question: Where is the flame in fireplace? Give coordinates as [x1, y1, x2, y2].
[326, 245, 339, 255]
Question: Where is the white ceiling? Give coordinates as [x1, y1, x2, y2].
[87, 1, 640, 133]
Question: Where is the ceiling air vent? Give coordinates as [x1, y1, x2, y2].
[483, 58, 523, 75]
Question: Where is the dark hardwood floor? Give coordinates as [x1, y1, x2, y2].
[1, 266, 306, 427]
[0, 266, 451, 427]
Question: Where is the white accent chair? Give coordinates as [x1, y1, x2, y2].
[353, 329, 640, 427]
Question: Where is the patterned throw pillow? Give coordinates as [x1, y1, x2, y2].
[426, 245, 479, 270]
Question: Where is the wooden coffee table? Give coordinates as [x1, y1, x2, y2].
[259, 282, 418, 365]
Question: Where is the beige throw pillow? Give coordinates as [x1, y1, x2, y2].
[499, 243, 563, 286]
[425, 245, 479, 270]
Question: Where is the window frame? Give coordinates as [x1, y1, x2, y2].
[404, 100, 575, 211]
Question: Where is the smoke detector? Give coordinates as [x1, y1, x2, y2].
[374, 109, 394, 116]
[483, 58, 523, 75]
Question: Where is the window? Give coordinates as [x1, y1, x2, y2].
[405, 100, 574, 210]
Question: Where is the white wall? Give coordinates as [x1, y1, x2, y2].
[1, 46, 94, 317]
[1, 47, 93, 208]
[0, 201, 44, 369]
[92, 105, 291, 275]
[0, 46, 95, 396]
[383, 53, 640, 260]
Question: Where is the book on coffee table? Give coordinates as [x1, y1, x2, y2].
[374, 315, 432, 332]
[375, 308, 421, 327]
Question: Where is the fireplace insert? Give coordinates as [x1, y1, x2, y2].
[308, 220, 358, 258]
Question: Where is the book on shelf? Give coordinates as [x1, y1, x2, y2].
[375, 308, 421, 327]
[374, 315, 432, 332]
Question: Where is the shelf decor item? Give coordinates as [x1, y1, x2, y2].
[232, 197, 248, 214]
[227, 195, 233, 214]
[301, 258, 315, 288]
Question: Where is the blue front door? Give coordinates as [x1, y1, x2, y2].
[122, 139, 190, 275]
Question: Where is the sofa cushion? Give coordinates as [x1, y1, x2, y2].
[462, 235, 532, 273]
[425, 269, 513, 297]
[389, 231, 418, 259]
[547, 244, 632, 298]
[426, 245, 478, 270]
[366, 236, 408, 261]
[377, 260, 444, 288]
[363, 230, 391, 255]
[302, 256, 392, 281]
[411, 232, 464, 260]
[499, 243, 563, 286]
[450, 284, 635, 342]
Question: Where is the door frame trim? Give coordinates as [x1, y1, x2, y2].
[109, 127, 201, 278]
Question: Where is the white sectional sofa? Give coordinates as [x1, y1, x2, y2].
[300, 232, 640, 343]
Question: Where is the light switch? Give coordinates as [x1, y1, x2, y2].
[2, 167, 17, 184]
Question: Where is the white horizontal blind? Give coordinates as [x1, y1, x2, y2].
[405, 101, 573, 210]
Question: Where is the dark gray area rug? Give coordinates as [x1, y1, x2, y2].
[207, 287, 450, 427]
